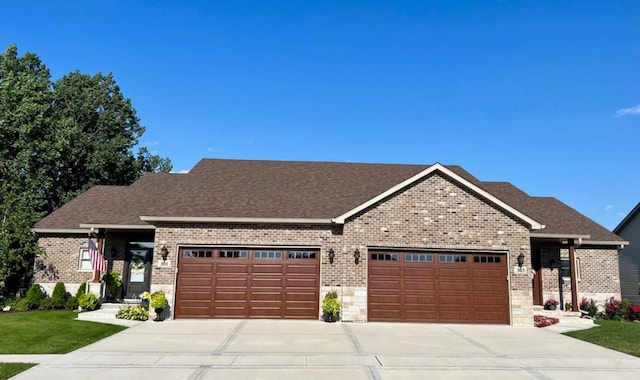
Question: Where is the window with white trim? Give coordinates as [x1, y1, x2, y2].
[79, 248, 92, 271]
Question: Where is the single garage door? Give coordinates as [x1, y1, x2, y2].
[368, 250, 509, 324]
[175, 247, 320, 319]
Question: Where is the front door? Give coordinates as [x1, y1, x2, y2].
[124, 246, 152, 299]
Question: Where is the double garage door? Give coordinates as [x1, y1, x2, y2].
[368, 250, 509, 324]
[175, 247, 320, 319]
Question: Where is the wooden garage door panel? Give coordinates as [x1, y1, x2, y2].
[177, 306, 210, 317]
[252, 264, 284, 274]
[369, 266, 402, 276]
[404, 280, 436, 291]
[177, 291, 212, 301]
[287, 264, 318, 275]
[252, 278, 283, 288]
[180, 262, 213, 273]
[176, 247, 319, 319]
[368, 250, 508, 324]
[438, 281, 473, 292]
[404, 294, 436, 305]
[285, 291, 317, 302]
[404, 267, 436, 277]
[215, 277, 249, 287]
[285, 278, 318, 288]
[216, 263, 250, 274]
[178, 276, 212, 287]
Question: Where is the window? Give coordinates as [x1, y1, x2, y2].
[79, 248, 92, 271]
[560, 258, 571, 278]
[254, 250, 282, 259]
[371, 253, 399, 261]
[439, 255, 467, 263]
[289, 251, 316, 259]
[473, 255, 501, 263]
[183, 250, 212, 258]
[405, 253, 433, 262]
[220, 250, 248, 258]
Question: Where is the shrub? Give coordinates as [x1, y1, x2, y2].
[627, 303, 640, 321]
[51, 282, 68, 309]
[322, 292, 340, 317]
[39, 298, 57, 310]
[14, 297, 30, 311]
[102, 272, 122, 301]
[65, 296, 79, 310]
[580, 298, 598, 318]
[78, 293, 100, 311]
[604, 297, 624, 321]
[116, 305, 149, 321]
[23, 284, 45, 310]
[150, 291, 168, 310]
[76, 282, 87, 298]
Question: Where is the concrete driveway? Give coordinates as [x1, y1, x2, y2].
[9, 320, 640, 379]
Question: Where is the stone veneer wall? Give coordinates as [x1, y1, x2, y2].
[341, 173, 533, 324]
[540, 245, 621, 310]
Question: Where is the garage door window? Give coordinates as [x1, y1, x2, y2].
[184, 250, 212, 258]
[371, 253, 399, 261]
[220, 250, 248, 258]
[254, 250, 282, 259]
[473, 255, 501, 263]
[405, 253, 433, 262]
[439, 254, 467, 263]
[289, 251, 316, 259]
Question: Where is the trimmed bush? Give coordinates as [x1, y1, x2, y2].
[116, 305, 149, 321]
[78, 293, 100, 312]
[51, 282, 68, 309]
[65, 296, 79, 310]
[76, 282, 87, 298]
[39, 298, 57, 310]
[102, 272, 122, 301]
[23, 284, 45, 310]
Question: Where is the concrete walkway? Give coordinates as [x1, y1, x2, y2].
[5, 319, 640, 380]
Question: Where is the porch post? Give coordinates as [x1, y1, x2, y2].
[568, 238, 579, 312]
[92, 229, 105, 283]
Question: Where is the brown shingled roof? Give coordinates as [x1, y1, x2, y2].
[34, 158, 624, 244]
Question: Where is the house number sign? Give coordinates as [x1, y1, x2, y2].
[513, 266, 528, 274]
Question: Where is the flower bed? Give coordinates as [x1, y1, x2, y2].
[534, 314, 559, 328]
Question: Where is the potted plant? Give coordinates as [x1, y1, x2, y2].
[564, 302, 572, 311]
[322, 291, 340, 322]
[544, 299, 559, 310]
[150, 291, 168, 321]
[102, 271, 122, 302]
[140, 291, 151, 307]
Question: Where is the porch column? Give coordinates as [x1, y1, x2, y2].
[568, 238, 579, 312]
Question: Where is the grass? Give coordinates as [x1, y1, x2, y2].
[0, 310, 126, 354]
[564, 320, 640, 357]
[0, 363, 37, 380]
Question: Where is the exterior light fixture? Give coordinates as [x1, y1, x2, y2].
[160, 245, 169, 261]
[354, 249, 360, 265]
[517, 253, 525, 267]
[328, 249, 335, 265]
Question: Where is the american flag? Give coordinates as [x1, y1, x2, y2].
[89, 238, 106, 272]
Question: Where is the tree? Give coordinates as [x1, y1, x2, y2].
[0, 45, 172, 295]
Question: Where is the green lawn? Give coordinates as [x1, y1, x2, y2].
[0, 311, 126, 354]
[564, 320, 640, 357]
[0, 363, 36, 380]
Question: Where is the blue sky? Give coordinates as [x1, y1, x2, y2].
[2, 1, 638, 230]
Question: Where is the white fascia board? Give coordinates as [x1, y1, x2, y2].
[580, 240, 629, 247]
[78, 224, 156, 230]
[333, 163, 543, 229]
[530, 233, 591, 240]
[32, 228, 92, 234]
[139, 216, 335, 225]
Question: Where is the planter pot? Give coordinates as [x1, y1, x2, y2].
[545, 304, 557, 311]
[322, 312, 339, 323]
[154, 308, 164, 321]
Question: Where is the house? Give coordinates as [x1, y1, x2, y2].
[614, 202, 640, 304]
[33, 159, 627, 325]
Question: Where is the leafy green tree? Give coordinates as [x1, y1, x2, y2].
[0, 44, 172, 295]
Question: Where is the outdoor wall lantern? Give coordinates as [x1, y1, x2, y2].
[328, 249, 335, 265]
[354, 249, 360, 265]
[517, 253, 525, 267]
[160, 245, 169, 261]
